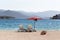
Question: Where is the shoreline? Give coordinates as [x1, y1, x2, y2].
[0, 29, 60, 32]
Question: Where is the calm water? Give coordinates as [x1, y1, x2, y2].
[0, 19, 60, 31]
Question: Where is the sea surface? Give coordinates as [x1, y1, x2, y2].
[0, 19, 60, 31]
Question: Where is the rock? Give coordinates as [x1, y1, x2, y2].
[40, 31, 47, 35]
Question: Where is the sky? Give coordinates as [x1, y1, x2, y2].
[0, 0, 60, 12]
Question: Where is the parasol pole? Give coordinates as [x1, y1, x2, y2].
[34, 21, 35, 30]
[34, 19, 37, 30]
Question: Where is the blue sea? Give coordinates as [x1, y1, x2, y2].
[0, 19, 60, 31]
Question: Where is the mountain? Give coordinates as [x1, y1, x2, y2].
[0, 10, 28, 19]
[21, 10, 60, 19]
[0, 10, 60, 19]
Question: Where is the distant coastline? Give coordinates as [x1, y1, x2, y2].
[0, 16, 14, 19]
[51, 14, 60, 19]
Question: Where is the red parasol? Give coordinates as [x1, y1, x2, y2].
[28, 16, 42, 21]
[28, 16, 42, 29]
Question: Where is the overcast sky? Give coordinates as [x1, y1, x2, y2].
[0, 0, 60, 12]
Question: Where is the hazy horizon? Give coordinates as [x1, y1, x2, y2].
[0, 9, 59, 18]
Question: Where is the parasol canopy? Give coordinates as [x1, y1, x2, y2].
[28, 16, 42, 21]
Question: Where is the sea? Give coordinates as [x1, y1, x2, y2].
[0, 19, 60, 31]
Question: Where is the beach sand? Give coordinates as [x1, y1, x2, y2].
[0, 30, 60, 40]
